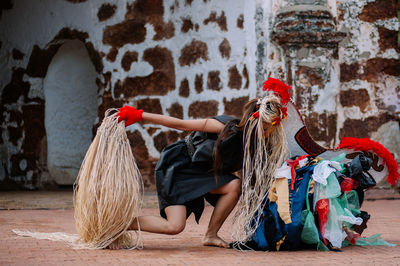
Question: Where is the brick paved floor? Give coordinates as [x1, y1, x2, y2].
[1, 190, 399, 265]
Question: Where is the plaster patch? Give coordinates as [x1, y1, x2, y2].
[5, 137, 20, 162]
[129, 62, 154, 77]
[343, 106, 362, 119]
[371, 121, 400, 161]
[374, 18, 400, 31]
[327, 0, 337, 17]
[145, 23, 156, 40]
[26, 170, 33, 181]
[313, 69, 338, 112]
[356, 23, 378, 57]
[24, 76, 44, 100]
[359, 51, 371, 58]
[375, 77, 400, 113]
[6, 121, 18, 128]
[380, 49, 399, 59]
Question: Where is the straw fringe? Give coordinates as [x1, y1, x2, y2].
[74, 109, 143, 249]
[231, 95, 288, 243]
[13, 109, 144, 249]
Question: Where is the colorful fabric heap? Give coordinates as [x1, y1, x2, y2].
[232, 152, 396, 251]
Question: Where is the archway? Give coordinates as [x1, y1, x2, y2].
[43, 40, 98, 185]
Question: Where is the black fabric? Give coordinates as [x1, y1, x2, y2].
[344, 154, 372, 177]
[352, 210, 370, 235]
[155, 115, 243, 223]
[216, 120, 243, 173]
[343, 154, 376, 206]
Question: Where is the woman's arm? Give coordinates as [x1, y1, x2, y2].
[143, 112, 224, 133]
[117, 106, 225, 134]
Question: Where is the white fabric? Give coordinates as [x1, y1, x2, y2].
[298, 157, 309, 168]
[312, 160, 342, 185]
[338, 208, 363, 226]
[312, 173, 342, 211]
[274, 162, 292, 179]
[324, 201, 363, 248]
[324, 201, 347, 248]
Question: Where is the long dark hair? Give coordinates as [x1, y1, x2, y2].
[212, 99, 258, 174]
[212, 97, 285, 174]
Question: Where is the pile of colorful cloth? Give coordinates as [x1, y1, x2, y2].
[232, 153, 396, 251]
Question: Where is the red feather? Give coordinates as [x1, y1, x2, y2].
[337, 137, 399, 186]
[262, 78, 291, 105]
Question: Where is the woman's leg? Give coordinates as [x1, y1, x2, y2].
[203, 178, 241, 248]
[129, 205, 187, 235]
[109, 205, 187, 249]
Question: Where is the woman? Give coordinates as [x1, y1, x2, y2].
[116, 78, 290, 249]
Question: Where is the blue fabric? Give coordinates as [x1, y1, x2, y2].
[252, 211, 269, 249]
[285, 164, 316, 249]
[250, 164, 316, 250]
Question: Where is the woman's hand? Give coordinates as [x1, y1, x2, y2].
[117, 106, 144, 126]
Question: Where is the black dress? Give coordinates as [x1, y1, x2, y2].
[155, 115, 243, 223]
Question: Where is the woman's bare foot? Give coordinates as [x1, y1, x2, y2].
[202, 235, 229, 248]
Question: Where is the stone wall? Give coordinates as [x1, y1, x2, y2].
[0, 0, 257, 189]
[336, 0, 399, 155]
[0, 0, 398, 190]
[263, 0, 399, 164]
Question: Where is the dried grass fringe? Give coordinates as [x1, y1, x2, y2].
[13, 109, 144, 249]
[231, 95, 288, 244]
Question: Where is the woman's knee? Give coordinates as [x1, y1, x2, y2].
[229, 178, 242, 196]
[165, 221, 185, 235]
[210, 178, 242, 195]
[164, 205, 186, 234]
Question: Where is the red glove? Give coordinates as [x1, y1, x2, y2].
[117, 106, 144, 126]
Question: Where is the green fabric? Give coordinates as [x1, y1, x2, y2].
[330, 153, 346, 163]
[314, 172, 341, 204]
[338, 191, 361, 217]
[315, 177, 362, 248]
[301, 209, 320, 244]
[325, 196, 364, 247]
[330, 153, 346, 172]
[300, 179, 328, 251]
[317, 241, 330, 251]
[303, 154, 395, 249]
[343, 234, 396, 247]
[325, 173, 341, 199]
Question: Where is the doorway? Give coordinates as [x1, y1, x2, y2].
[43, 40, 98, 185]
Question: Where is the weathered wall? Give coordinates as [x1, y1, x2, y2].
[0, 0, 398, 190]
[336, 0, 400, 158]
[263, 0, 399, 157]
[0, 0, 257, 189]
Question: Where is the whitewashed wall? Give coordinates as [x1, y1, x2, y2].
[0, 0, 398, 189]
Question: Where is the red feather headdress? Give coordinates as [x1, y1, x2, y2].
[262, 78, 291, 106]
[337, 137, 399, 186]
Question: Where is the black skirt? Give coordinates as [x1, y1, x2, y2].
[155, 140, 238, 223]
[155, 115, 243, 222]
[155, 129, 241, 223]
